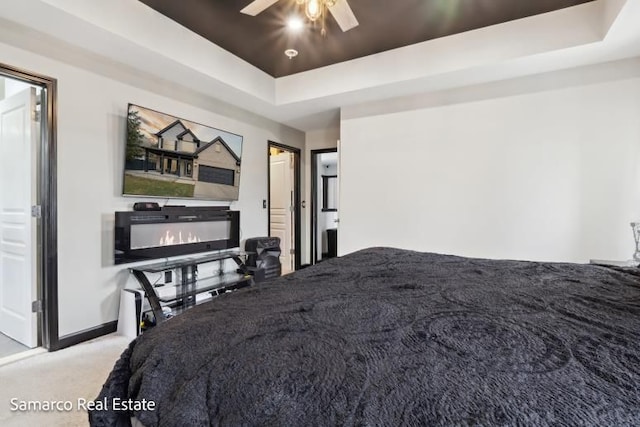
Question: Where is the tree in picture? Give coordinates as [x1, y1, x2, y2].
[126, 109, 145, 160]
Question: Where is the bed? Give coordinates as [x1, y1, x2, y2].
[90, 247, 640, 426]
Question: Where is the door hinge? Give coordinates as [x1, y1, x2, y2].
[290, 249, 295, 255]
[31, 205, 42, 219]
[32, 300, 43, 313]
[34, 109, 41, 123]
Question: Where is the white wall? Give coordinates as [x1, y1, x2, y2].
[340, 74, 640, 263]
[0, 41, 304, 337]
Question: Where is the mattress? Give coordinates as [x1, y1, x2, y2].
[90, 247, 640, 426]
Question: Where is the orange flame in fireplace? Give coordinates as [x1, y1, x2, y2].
[159, 229, 202, 246]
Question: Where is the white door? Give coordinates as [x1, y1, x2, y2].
[270, 152, 294, 274]
[0, 87, 38, 348]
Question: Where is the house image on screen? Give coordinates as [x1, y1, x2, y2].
[138, 120, 241, 199]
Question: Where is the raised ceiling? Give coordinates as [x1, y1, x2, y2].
[2, 0, 636, 131]
[138, 0, 594, 78]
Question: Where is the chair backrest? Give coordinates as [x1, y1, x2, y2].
[245, 237, 281, 274]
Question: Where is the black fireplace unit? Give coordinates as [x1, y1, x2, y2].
[114, 207, 240, 264]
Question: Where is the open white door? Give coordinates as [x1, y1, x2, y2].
[269, 152, 294, 274]
[0, 87, 38, 348]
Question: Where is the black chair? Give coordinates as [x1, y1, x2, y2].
[244, 237, 281, 281]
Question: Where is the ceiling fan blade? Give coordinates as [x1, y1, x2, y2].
[240, 0, 280, 16]
[328, 0, 359, 32]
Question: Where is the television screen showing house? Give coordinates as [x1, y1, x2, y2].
[123, 104, 243, 201]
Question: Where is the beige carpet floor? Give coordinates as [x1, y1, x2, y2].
[0, 333, 29, 359]
[0, 334, 132, 427]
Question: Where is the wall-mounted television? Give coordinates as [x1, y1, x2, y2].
[123, 104, 243, 201]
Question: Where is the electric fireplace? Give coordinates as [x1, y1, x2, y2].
[114, 207, 240, 264]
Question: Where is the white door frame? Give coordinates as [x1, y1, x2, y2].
[267, 141, 301, 271]
[0, 63, 57, 350]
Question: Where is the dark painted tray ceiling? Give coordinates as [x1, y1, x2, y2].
[139, 0, 595, 77]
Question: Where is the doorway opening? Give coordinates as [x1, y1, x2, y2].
[267, 142, 301, 274]
[310, 148, 338, 265]
[0, 63, 57, 359]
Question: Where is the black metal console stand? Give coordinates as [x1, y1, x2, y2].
[130, 250, 253, 326]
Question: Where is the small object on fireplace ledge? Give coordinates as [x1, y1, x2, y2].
[589, 259, 639, 267]
[133, 202, 160, 211]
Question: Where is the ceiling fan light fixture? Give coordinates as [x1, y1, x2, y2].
[305, 0, 322, 21]
[241, 0, 359, 36]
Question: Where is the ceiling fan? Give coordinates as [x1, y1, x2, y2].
[241, 0, 359, 33]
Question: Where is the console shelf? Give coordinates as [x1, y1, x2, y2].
[129, 250, 253, 328]
[135, 250, 244, 273]
[155, 272, 250, 303]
